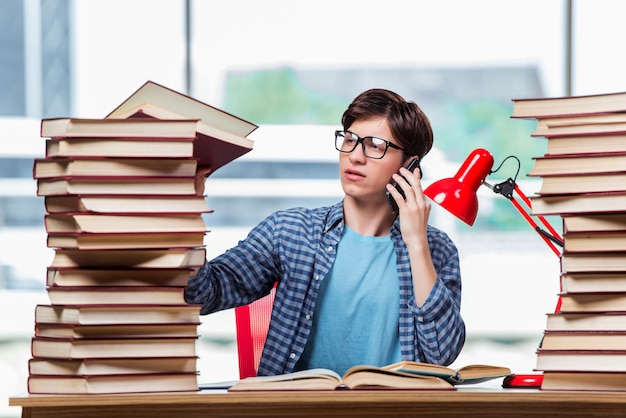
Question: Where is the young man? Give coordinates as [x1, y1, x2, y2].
[186, 89, 465, 376]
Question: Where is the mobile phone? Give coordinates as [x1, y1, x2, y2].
[386, 158, 421, 213]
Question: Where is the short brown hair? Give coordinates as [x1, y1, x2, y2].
[341, 89, 434, 160]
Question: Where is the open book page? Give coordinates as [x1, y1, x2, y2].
[228, 368, 342, 391]
[384, 361, 512, 385]
[228, 366, 455, 391]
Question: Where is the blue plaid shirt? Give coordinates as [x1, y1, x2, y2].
[185, 201, 465, 376]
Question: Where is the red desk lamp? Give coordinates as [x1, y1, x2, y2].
[424, 148, 563, 256]
[424, 148, 564, 388]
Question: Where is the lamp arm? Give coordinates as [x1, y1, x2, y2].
[485, 178, 563, 258]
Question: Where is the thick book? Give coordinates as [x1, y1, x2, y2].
[532, 112, 626, 137]
[34, 304, 201, 325]
[41, 117, 199, 139]
[545, 312, 626, 332]
[561, 272, 626, 293]
[511, 91, 626, 119]
[44, 213, 207, 234]
[50, 248, 206, 268]
[528, 153, 626, 177]
[46, 286, 189, 305]
[534, 172, 626, 195]
[45, 137, 195, 158]
[536, 350, 626, 372]
[542, 134, 626, 156]
[563, 213, 626, 233]
[561, 252, 626, 273]
[28, 356, 198, 376]
[44, 195, 211, 214]
[540, 331, 626, 350]
[32, 157, 198, 179]
[530, 192, 626, 216]
[541, 371, 626, 392]
[36, 176, 198, 196]
[31, 336, 198, 359]
[541, 371, 626, 391]
[563, 231, 626, 253]
[106, 81, 257, 172]
[27, 372, 199, 394]
[558, 293, 626, 312]
[106, 81, 257, 137]
[46, 267, 193, 287]
[533, 120, 626, 138]
[228, 366, 455, 391]
[34, 322, 200, 339]
[47, 231, 206, 250]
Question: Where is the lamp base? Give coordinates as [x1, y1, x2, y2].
[502, 373, 543, 389]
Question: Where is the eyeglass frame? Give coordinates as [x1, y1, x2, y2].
[334, 130, 405, 160]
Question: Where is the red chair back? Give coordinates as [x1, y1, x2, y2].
[234, 285, 276, 379]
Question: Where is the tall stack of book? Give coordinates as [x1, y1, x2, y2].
[512, 91, 626, 391]
[27, 81, 257, 394]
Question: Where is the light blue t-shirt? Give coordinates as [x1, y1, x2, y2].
[295, 226, 402, 375]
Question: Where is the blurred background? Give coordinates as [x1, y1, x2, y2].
[3, 0, 626, 414]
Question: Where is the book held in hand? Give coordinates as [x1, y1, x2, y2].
[106, 80, 257, 172]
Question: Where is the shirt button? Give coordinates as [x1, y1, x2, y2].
[327, 246, 334, 252]
[305, 314, 311, 320]
[290, 353, 296, 359]
[417, 316, 424, 322]
[314, 274, 320, 280]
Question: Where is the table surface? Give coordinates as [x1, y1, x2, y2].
[10, 388, 626, 418]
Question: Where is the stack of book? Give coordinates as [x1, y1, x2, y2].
[512, 91, 626, 391]
[27, 81, 257, 394]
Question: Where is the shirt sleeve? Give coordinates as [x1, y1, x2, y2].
[408, 229, 466, 365]
[184, 212, 281, 315]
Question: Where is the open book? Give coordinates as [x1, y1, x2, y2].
[384, 360, 512, 385]
[228, 365, 455, 391]
[228, 361, 511, 391]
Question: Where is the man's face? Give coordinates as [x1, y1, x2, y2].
[338, 117, 404, 205]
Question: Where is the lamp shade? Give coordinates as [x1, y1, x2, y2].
[424, 148, 494, 226]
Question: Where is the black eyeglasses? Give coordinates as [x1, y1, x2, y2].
[335, 130, 404, 159]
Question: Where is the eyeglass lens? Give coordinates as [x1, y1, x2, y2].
[335, 131, 389, 159]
